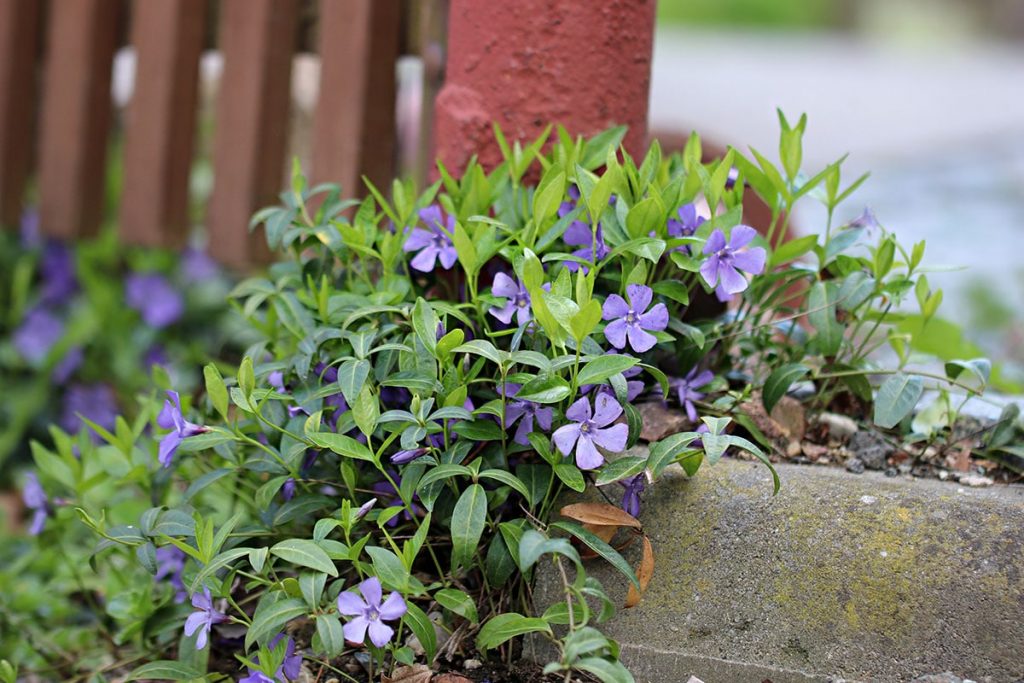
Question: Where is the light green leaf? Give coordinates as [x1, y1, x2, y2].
[451, 484, 487, 571]
[270, 539, 338, 577]
[476, 613, 551, 651]
[874, 373, 924, 429]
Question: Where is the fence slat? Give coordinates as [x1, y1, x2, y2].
[119, 0, 206, 248]
[207, 0, 299, 269]
[312, 0, 400, 198]
[0, 0, 40, 229]
[37, 0, 120, 239]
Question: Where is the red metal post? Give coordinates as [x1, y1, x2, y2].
[434, 0, 657, 173]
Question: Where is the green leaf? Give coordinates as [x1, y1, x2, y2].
[874, 373, 924, 429]
[337, 359, 371, 405]
[554, 462, 586, 492]
[238, 356, 255, 396]
[575, 657, 635, 683]
[518, 529, 579, 570]
[308, 431, 375, 462]
[246, 596, 308, 649]
[477, 469, 531, 500]
[270, 539, 339, 577]
[365, 546, 411, 592]
[768, 233, 817, 268]
[594, 456, 647, 486]
[413, 298, 440, 357]
[203, 364, 229, 419]
[533, 170, 566, 224]
[550, 521, 639, 589]
[577, 354, 639, 387]
[515, 374, 571, 404]
[434, 588, 479, 623]
[626, 196, 666, 240]
[944, 358, 991, 391]
[762, 363, 810, 414]
[316, 614, 345, 657]
[416, 463, 473, 491]
[403, 602, 437, 660]
[124, 661, 204, 681]
[189, 547, 254, 591]
[808, 281, 843, 356]
[453, 419, 505, 441]
[452, 339, 506, 366]
[476, 613, 552, 651]
[183, 467, 234, 502]
[451, 484, 487, 571]
[651, 279, 689, 306]
[451, 221, 479, 275]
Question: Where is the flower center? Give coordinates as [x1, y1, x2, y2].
[368, 608, 380, 621]
[580, 421, 592, 434]
[515, 293, 530, 308]
[624, 310, 638, 324]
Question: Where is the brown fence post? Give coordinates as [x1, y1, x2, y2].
[119, 0, 206, 249]
[206, 0, 299, 269]
[0, 0, 40, 230]
[434, 0, 656, 174]
[37, 0, 120, 239]
[311, 0, 401, 198]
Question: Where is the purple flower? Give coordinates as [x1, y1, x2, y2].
[13, 308, 63, 364]
[155, 546, 188, 603]
[183, 587, 227, 650]
[281, 478, 296, 502]
[337, 576, 407, 647]
[391, 448, 428, 465]
[268, 371, 307, 418]
[670, 368, 714, 422]
[619, 474, 646, 517]
[61, 383, 118, 436]
[22, 472, 48, 536]
[848, 207, 879, 231]
[354, 498, 377, 520]
[180, 247, 219, 281]
[403, 205, 457, 272]
[488, 273, 534, 326]
[501, 384, 554, 446]
[156, 390, 208, 468]
[51, 346, 83, 384]
[666, 203, 705, 253]
[143, 344, 169, 370]
[563, 222, 609, 273]
[239, 633, 302, 682]
[557, 184, 581, 218]
[125, 273, 184, 328]
[602, 284, 668, 353]
[39, 243, 78, 304]
[700, 226, 766, 300]
[313, 362, 339, 384]
[552, 393, 629, 470]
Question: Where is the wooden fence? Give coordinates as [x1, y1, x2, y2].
[0, 0, 446, 268]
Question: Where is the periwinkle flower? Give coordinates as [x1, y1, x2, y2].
[354, 498, 377, 520]
[239, 633, 302, 682]
[143, 344, 169, 370]
[183, 587, 227, 650]
[666, 203, 705, 253]
[488, 273, 534, 326]
[557, 184, 581, 218]
[699, 226, 766, 300]
[125, 273, 184, 328]
[337, 576, 407, 647]
[601, 284, 669, 353]
[501, 383, 554, 446]
[619, 473, 646, 518]
[268, 371, 307, 418]
[403, 205, 457, 272]
[157, 390, 208, 468]
[13, 308, 63, 364]
[61, 383, 118, 437]
[51, 345, 83, 384]
[39, 243, 78, 304]
[22, 472, 49, 536]
[180, 247, 220, 281]
[670, 367, 714, 422]
[563, 222, 609, 273]
[391, 447, 428, 465]
[155, 545, 188, 603]
[552, 393, 628, 470]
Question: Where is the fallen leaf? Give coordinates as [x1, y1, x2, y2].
[382, 664, 433, 683]
[945, 440, 972, 472]
[435, 675, 474, 683]
[770, 396, 806, 442]
[560, 502, 642, 530]
[637, 401, 692, 441]
[583, 522, 617, 544]
[624, 534, 654, 608]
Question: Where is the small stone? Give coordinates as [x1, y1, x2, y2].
[911, 674, 963, 683]
[637, 401, 691, 441]
[859, 495, 877, 504]
[463, 659, 482, 670]
[959, 474, 994, 488]
[818, 412, 858, 440]
[845, 457, 865, 474]
[848, 430, 895, 470]
[898, 463, 912, 475]
[938, 470, 950, 481]
[685, 677, 706, 683]
[786, 440, 803, 457]
[884, 467, 898, 477]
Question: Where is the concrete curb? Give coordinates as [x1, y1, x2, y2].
[535, 459, 1024, 683]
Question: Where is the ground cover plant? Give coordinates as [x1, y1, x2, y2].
[2, 115, 1011, 683]
[0, 217, 243, 481]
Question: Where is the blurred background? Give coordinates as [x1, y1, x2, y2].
[650, 0, 1024, 386]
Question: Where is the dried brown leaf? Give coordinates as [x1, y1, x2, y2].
[382, 664, 433, 683]
[560, 502, 642, 530]
[434, 675, 474, 683]
[624, 534, 654, 608]
[583, 522, 617, 543]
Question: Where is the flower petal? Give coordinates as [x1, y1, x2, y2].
[625, 284, 653, 314]
[703, 228, 727, 255]
[592, 423, 629, 453]
[731, 246, 766, 275]
[488, 302, 516, 325]
[438, 245, 458, 270]
[184, 611, 206, 637]
[403, 228, 434, 252]
[699, 254, 720, 288]
[491, 272, 519, 298]
[409, 246, 439, 272]
[343, 616, 369, 645]
[378, 592, 407, 620]
[565, 396, 592, 423]
[337, 590, 368, 616]
[359, 576, 383, 608]
[718, 263, 748, 295]
[625, 325, 657, 353]
[602, 294, 629, 320]
[728, 224, 757, 250]
[535, 406, 554, 431]
[639, 302, 668, 332]
[158, 431, 183, 468]
[563, 221, 592, 246]
[574, 436, 604, 470]
[552, 424, 581, 456]
[367, 619, 395, 647]
[592, 391, 623, 427]
[603, 319, 628, 350]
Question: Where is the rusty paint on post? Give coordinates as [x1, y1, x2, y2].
[0, 0, 40, 229]
[37, 0, 120, 239]
[434, 0, 656, 174]
[120, 0, 206, 249]
[312, 0, 400, 199]
[207, 0, 299, 269]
